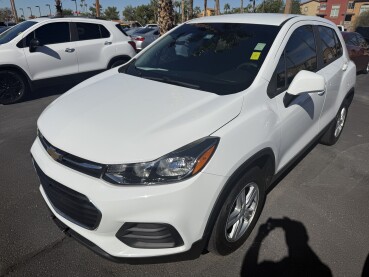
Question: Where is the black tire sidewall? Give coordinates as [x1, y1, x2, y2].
[209, 167, 266, 256]
[0, 70, 28, 104]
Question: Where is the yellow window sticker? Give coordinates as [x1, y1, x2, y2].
[250, 52, 261, 60]
[254, 43, 266, 51]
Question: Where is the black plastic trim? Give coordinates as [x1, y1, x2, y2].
[116, 222, 184, 249]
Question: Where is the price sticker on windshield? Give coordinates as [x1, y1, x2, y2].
[250, 52, 261, 60]
[254, 43, 266, 51]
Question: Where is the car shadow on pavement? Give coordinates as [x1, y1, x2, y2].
[362, 253, 369, 277]
[26, 84, 73, 103]
[241, 217, 332, 277]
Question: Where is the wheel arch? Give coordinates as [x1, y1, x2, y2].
[345, 87, 355, 106]
[202, 147, 276, 250]
[0, 64, 32, 89]
[107, 55, 132, 69]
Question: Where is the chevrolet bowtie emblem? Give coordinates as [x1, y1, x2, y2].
[47, 145, 63, 161]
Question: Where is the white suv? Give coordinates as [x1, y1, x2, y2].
[31, 14, 356, 261]
[0, 17, 137, 104]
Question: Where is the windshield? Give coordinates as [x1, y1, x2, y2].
[0, 21, 37, 45]
[124, 23, 279, 95]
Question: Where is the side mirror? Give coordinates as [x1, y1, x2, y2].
[29, 38, 41, 53]
[287, 70, 325, 96]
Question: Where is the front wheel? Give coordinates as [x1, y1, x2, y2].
[320, 100, 349, 146]
[0, 70, 29, 104]
[208, 167, 266, 256]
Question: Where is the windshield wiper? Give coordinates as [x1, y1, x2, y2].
[142, 76, 200, 89]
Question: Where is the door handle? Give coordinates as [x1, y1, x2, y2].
[342, 61, 348, 71]
[104, 41, 112, 45]
[65, 48, 75, 53]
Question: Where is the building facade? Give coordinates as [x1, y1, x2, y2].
[300, 0, 321, 16]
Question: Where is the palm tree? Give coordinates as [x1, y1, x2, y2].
[240, 0, 244, 13]
[204, 0, 207, 16]
[55, 0, 62, 16]
[158, 0, 175, 35]
[188, 0, 193, 19]
[214, 0, 220, 15]
[224, 3, 230, 13]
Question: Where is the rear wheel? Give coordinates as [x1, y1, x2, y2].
[208, 167, 266, 256]
[0, 70, 29, 104]
[320, 100, 349, 145]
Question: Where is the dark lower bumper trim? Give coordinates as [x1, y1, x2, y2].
[51, 215, 206, 264]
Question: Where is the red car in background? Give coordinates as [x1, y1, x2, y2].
[342, 32, 369, 74]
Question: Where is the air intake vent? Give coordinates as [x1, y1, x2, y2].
[116, 223, 184, 249]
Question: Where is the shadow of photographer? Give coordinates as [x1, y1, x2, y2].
[241, 217, 332, 277]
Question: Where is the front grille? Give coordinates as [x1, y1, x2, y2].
[116, 223, 184, 249]
[38, 131, 105, 178]
[33, 160, 102, 230]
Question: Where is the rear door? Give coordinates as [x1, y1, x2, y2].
[23, 21, 78, 80]
[72, 22, 113, 72]
[315, 25, 345, 129]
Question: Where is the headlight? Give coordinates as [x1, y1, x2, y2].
[103, 137, 219, 185]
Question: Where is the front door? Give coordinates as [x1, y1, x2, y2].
[23, 21, 78, 81]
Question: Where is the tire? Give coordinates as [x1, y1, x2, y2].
[319, 100, 349, 146]
[208, 167, 266, 256]
[109, 58, 130, 69]
[0, 70, 29, 104]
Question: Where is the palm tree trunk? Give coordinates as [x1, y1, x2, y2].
[189, 0, 193, 19]
[204, 0, 207, 16]
[181, 0, 185, 22]
[158, 0, 175, 35]
[216, 0, 220, 15]
[240, 0, 244, 13]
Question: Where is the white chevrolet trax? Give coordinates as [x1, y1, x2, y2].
[0, 17, 136, 104]
[31, 14, 356, 261]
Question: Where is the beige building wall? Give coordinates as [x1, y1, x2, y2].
[352, 2, 369, 27]
[300, 0, 321, 16]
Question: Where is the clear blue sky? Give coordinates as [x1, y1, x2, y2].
[0, 0, 248, 18]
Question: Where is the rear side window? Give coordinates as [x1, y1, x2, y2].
[356, 34, 368, 48]
[318, 26, 342, 65]
[76, 23, 110, 41]
[26, 22, 70, 46]
[115, 24, 128, 36]
[285, 25, 317, 85]
[344, 33, 358, 46]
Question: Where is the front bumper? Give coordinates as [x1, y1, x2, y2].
[31, 137, 227, 258]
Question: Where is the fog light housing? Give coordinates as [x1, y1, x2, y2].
[116, 223, 184, 249]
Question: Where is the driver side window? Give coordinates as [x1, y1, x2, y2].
[25, 22, 70, 47]
[269, 25, 317, 98]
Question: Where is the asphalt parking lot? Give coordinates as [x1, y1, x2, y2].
[1, 74, 369, 277]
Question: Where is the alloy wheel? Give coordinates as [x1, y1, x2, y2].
[225, 182, 259, 242]
[0, 72, 25, 104]
[334, 107, 346, 138]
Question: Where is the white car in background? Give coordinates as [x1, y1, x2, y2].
[0, 17, 136, 104]
[31, 14, 355, 261]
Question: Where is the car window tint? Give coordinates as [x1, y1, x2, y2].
[356, 34, 368, 48]
[115, 24, 128, 36]
[100, 25, 110, 38]
[344, 33, 358, 46]
[77, 23, 101, 40]
[276, 53, 286, 90]
[26, 22, 70, 46]
[285, 25, 317, 85]
[318, 26, 341, 65]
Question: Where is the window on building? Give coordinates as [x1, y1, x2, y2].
[360, 4, 369, 14]
[347, 2, 354, 9]
[320, 3, 327, 10]
[330, 5, 340, 17]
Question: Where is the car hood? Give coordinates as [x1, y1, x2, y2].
[38, 70, 243, 164]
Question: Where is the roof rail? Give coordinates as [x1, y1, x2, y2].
[51, 15, 106, 20]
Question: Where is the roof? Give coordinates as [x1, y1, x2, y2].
[300, 0, 320, 5]
[189, 13, 298, 26]
[28, 16, 108, 24]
